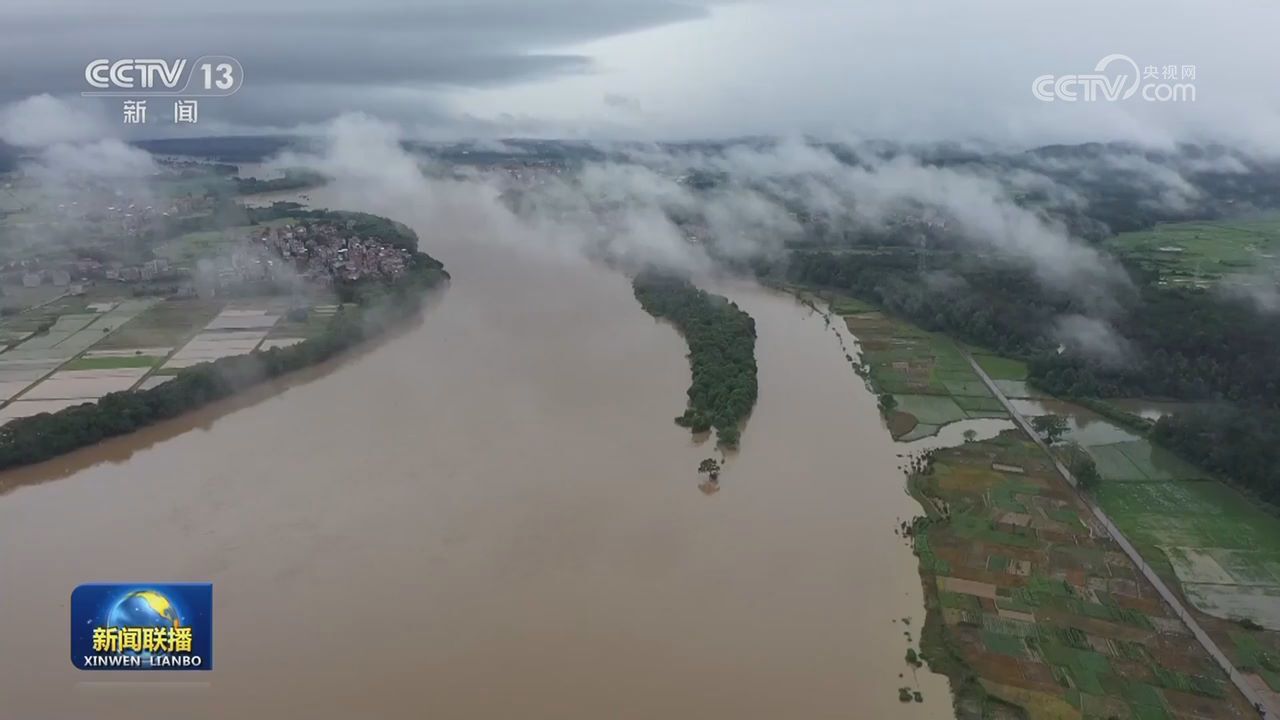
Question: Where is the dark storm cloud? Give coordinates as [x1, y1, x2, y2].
[1, 0, 709, 126]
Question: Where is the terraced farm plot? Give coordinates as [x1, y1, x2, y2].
[838, 304, 1008, 438]
[163, 330, 269, 369]
[205, 308, 281, 330]
[0, 360, 60, 400]
[14, 313, 99, 351]
[895, 394, 968, 425]
[156, 307, 281, 370]
[20, 368, 149, 400]
[1083, 443, 1148, 481]
[93, 299, 223, 349]
[64, 355, 163, 371]
[954, 395, 1005, 413]
[1108, 439, 1207, 481]
[906, 433, 1250, 718]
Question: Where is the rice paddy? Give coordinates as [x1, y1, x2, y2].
[840, 304, 1008, 439]
[906, 433, 1253, 718]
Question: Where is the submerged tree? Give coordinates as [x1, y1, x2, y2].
[698, 457, 721, 481]
[878, 393, 898, 413]
[1031, 414, 1068, 445]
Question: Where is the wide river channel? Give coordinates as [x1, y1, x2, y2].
[0, 186, 976, 719]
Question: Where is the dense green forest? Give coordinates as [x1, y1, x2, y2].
[0, 219, 448, 472]
[782, 249, 1280, 502]
[632, 273, 758, 448]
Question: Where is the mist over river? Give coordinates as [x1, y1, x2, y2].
[0, 187, 957, 719]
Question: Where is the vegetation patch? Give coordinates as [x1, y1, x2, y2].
[974, 354, 1029, 381]
[632, 273, 758, 448]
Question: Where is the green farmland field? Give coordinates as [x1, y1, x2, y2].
[1105, 215, 1280, 287]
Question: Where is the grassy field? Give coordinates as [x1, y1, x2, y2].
[973, 354, 1029, 382]
[909, 433, 1254, 719]
[1104, 215, 1280, 288]
[155, 227, 249, 264]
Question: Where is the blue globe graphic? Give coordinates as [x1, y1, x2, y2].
[106, 590, 183, 656]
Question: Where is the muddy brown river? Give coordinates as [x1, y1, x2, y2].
[0, 189, 960, 719]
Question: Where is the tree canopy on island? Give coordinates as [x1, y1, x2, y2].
[632, 273, 758, 448]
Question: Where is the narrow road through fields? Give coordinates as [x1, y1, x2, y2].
[963, 352, 1276, 719]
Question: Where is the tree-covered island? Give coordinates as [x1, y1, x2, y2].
[632, 272, 758, 448]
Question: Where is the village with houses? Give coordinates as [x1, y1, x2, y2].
[0, 161, 413, 426]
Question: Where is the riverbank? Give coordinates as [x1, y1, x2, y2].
[817, 291, 1267, 719]
[0, 211, 448, 472]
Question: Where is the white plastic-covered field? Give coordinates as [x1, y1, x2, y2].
[20, 368, 149, 400]
[204, 309, 280, 331]
[158, 308, 281, 369]
[0, 398, 93, 424]
[162, 330, 269, 369]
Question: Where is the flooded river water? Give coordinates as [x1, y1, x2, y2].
[0, 189, 956, 719]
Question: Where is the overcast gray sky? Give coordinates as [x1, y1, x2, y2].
[3, 0, 1279, 148]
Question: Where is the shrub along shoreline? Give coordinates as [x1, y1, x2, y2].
[632, 272, 757, 448]
[0, 214, 448, 472]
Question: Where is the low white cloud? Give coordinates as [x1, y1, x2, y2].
[0, 94, 104, 148]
